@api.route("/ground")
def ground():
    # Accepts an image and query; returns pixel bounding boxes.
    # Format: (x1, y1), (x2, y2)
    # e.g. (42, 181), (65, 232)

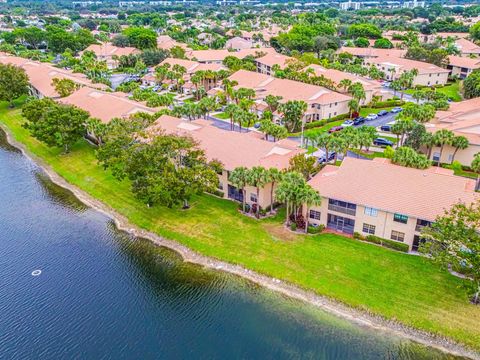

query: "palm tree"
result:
(471, 153), (480, 190)
(451, 136), (469, 164)
(229, 167), (250, 212)
(433, 129), (455, 166)
(247, 166), (269, 218)
(421, 132), (435, 159)
(347, 99), (359, 118)
(224, 103), (239, 131)
(300, 186), (322, 233)
(275, 171), (306, 225)
(314, 132), (331, 162)
(267, 168), (283, 214)
(338, 78), (352, 92)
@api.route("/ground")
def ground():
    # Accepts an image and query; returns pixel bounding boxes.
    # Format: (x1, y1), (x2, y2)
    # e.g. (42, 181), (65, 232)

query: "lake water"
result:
(0, 129), (465, 359)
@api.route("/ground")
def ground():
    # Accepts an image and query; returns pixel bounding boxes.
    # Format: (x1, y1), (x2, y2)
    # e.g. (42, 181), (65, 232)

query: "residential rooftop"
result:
(186, 47), (277, 63)
(145, 115), (303, 171)
(58, 87), (155, 123)
(366, 55), (450, 75)
(427, 97), (480, 145)
(308, 157), (479, 222)
(228, 69), (352, 105)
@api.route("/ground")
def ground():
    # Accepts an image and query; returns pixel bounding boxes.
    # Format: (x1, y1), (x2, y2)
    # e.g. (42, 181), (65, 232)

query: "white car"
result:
(366, 113), (378, 121)
(341, 120), (354, 127)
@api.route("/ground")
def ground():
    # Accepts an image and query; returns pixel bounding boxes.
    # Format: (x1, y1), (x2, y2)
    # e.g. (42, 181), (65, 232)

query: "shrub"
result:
(207, 189), (224, 198)
(290, 223), (297, 231)
(353, 231), (365, 240)
(294, 214), (306, 230)
(365, 235), (382, 244)
(368, 99), (404, 108)
(308, 224), (325, 234)
(382, 239), (409, 252)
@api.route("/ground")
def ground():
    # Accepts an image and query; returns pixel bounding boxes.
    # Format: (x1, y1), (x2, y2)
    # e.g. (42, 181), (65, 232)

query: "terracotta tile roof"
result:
(0, 54), (107, 97)
(306, 64), (382, 92)
(427, 98), (480, 145)
(366, 55), (450, 75)
(83, 42), (140, 57)
(187, 47), (277, 63)
(448, 55), (480, 69)
(146, 115), (303, 170)
(255, 52), (295, 68)
(58, 87), (155, 123)
(455, 38), (480, 54)
(338, 47), (407, 58)
(308, 157), (479, 221)
(228, 69), (352, 105)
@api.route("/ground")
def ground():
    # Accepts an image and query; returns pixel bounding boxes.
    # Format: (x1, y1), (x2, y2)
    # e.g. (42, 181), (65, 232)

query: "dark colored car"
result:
(377, 110), (389, 116)
(318, 151), (336, 164)
(373, 138), (394, 147)
(353, 117), (365, 125)
(328, 126), (344, 133)
(380, 125), (391, 132)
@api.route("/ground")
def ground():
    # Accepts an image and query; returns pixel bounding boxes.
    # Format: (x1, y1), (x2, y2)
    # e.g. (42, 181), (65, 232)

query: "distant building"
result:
(72, 1), (102, 7)
(339, 1), (361, 10)
(402, 0), (425, 8)
(118, 1), (145, 7)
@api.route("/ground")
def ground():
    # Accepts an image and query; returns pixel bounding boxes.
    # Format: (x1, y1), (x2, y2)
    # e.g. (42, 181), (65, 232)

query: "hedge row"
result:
(353, 233), (410, 253)
(369, 99), (405, 108)
(304, 113), (350, 130)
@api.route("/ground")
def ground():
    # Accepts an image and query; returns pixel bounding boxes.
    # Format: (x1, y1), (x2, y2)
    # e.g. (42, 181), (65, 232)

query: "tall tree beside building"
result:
(278, 100), (307, 133)
(421, 200), (480, 305)
(0, 64), (29, 107)
(247, 166), (269, 218)
(229, 167), (250, 213)
(52, 78), (79, 98)
(22, 98), (89, 153)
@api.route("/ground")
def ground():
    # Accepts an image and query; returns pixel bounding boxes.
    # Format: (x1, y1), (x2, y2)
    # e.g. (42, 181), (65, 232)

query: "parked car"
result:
(391, 107), (403, 113)
(341, 120), (354, 127)
(380, 125), (391, 132)
(366, 113), (378, 121)
(373, 138), (394, 147)
(328, 126), (344, 133)
(353, 117), (365, 125)
(318, 151), (336, 164)
(377, 110), (389, 116)
(253, 122), (261, 129)
(382, 81), (391, 88)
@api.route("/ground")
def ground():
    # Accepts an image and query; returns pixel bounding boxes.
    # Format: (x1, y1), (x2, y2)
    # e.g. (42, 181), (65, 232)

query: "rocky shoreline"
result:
(1, 124), (478, 360)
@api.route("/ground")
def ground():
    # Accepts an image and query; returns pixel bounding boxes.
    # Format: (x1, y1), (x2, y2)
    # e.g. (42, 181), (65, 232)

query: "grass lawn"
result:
(213, 111), (230, 120)
(404, 82), (463, 102)
(1, 101), (480, 352)
(350, 149), (387, 159)
(437, 82), (463, 102)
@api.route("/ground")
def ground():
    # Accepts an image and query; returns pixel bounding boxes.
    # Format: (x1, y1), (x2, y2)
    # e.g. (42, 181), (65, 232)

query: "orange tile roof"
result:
(427, 98), (480, 145)
(146, 115), (303, 171)
(83, 42), (139, 57)
(187, 47), (277, 62)
(338, 47), (407, 58)
(308, 157), (479, 221)
(448, 55), (480, 69)
(228, 70), (351, 105)
(0, 54), (107, 97)
(255, 52), (295, 68)
(366, 55), (450, 75)
(58, 87), (155, 123)
(306, 65), (382, 92)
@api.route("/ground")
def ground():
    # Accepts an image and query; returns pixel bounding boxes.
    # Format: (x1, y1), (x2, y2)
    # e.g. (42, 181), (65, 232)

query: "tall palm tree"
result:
(433, 129), (454, 166)
(224, 103), (239, 131)
(300, 186), (322, 233)
(229, 167), (250, 213)
(275, 171), (306, 225)
(471, 153), (480, 190)
(314, 132), (332, 162)
(247, 166), (269, 218)
(267, 168), (283, 214)
(451, 135), (469, 164)
(338, 78), (352, 92)
(347, 99), (359, 118)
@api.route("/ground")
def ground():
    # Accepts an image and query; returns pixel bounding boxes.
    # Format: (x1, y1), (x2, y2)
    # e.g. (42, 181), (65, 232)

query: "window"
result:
(433, 152), (440, 161)
(250, 193), (257, 202)
(393, 213), (408, 224)
(309, 210), (321, 220)
(362, 223), (376, 235)
(364, 207), (378, 217)
(391, 230), (405, 242)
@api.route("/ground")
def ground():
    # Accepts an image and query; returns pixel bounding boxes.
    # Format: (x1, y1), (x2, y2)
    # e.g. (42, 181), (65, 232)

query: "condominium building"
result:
(305, 157), (479, 251)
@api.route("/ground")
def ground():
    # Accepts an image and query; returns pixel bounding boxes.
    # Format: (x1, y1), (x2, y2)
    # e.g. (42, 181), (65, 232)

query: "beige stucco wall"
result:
(305, 196), (424, 250)
(217, 170), (275, 210)
(412, 72), (449, 86)
(306, 100), (350, 122)
(430, 143), (480, 166)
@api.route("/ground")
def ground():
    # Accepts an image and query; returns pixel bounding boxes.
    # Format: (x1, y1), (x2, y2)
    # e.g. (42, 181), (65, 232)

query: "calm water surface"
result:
(0, 130), (466, 359)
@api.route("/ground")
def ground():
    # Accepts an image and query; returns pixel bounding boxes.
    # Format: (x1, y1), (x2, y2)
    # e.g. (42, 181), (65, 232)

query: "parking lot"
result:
(355, 111), (398, 129)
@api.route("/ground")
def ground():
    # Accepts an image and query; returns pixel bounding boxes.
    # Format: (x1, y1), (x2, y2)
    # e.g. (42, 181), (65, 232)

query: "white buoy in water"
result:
(31, 270), (42, 276)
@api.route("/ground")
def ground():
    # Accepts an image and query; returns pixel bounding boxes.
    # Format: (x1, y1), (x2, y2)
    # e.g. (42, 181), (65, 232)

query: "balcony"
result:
(328, 204), (356, 217)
